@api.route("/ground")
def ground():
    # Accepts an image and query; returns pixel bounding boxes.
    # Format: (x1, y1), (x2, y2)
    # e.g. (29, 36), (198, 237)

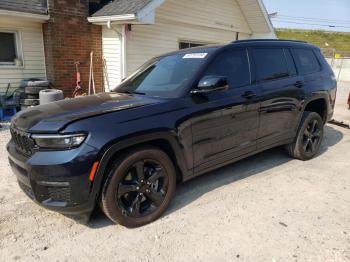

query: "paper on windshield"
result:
(183, 53), (208, 59)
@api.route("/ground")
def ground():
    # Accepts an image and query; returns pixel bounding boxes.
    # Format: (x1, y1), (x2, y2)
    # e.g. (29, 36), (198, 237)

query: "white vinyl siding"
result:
(126, 0), (252, 75)
(102, 25), (122, 91)
(157, 0), (252, 34)
(0, 17), (46, 91)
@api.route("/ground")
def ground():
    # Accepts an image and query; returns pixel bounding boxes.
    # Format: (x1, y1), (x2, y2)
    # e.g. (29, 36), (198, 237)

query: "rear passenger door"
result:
(250, 47), (305, 149)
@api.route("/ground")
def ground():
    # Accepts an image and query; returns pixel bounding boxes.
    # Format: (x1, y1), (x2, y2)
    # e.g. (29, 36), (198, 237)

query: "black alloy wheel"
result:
(302, 119), (322, 155)
(286, 111), (324, 161)
(101, 147), (176, 228)
(117, 160), (168, 218)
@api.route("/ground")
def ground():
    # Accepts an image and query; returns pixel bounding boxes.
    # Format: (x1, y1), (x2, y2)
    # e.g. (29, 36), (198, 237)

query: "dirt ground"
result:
(0, 82), (349, 262)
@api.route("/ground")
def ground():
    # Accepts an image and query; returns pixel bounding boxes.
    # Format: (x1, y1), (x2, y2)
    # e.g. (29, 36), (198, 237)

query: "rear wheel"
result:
(101, 147), (176, 228)
(286, 111), (324, 161)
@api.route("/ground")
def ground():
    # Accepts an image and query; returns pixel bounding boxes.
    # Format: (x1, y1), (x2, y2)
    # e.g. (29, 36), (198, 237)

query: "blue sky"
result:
(263, 0), (350, 32)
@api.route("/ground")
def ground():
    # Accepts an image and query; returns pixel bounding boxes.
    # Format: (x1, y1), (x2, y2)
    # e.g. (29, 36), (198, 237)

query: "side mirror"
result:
(191, 76), (228, 94)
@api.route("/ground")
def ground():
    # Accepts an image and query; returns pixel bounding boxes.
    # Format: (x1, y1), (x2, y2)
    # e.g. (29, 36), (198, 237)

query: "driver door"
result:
(191, 48), (260, 173)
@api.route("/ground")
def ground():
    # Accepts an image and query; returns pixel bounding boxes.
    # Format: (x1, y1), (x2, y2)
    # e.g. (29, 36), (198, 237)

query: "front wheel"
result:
(101, 147), (176, 228)
(286, 111), (324, 161)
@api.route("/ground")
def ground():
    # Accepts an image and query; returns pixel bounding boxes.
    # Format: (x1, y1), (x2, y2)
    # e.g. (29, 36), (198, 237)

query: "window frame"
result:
(291, 48), (322, 76)
(200, 47), (252, 89)
(250, 47), (293, 84)
(0, 29), (23, 67)
(284, 48), (298, 77)
(179, 40), (213, 50)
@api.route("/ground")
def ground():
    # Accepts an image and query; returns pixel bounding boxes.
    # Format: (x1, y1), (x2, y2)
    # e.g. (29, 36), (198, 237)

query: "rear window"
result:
(252, 48), (289, 82)
(291, 49), (321, 75)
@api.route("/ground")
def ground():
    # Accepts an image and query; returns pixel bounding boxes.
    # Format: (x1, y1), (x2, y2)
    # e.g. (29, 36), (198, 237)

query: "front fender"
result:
(89, 131), (192, 202)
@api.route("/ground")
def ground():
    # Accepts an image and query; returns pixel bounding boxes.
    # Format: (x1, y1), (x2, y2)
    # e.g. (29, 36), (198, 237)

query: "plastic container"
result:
(39, 89), (64, 105)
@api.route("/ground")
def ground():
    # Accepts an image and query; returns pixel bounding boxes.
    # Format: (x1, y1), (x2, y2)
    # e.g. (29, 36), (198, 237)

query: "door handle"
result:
(242, 91), (257, 99)
(294, 81), (304, 88)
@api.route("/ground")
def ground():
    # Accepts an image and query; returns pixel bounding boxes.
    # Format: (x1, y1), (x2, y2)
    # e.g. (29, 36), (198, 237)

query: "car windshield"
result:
(114, 52), (212, 98)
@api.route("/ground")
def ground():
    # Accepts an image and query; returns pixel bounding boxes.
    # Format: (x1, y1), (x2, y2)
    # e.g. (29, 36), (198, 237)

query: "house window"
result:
(179, 41), (210, 50)
(0, 31), (21, 65)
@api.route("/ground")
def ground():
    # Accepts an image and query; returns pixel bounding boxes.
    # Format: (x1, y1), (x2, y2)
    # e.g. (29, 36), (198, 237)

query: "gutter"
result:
(0, 9), (49, 21)
(87, 14), (136, 24)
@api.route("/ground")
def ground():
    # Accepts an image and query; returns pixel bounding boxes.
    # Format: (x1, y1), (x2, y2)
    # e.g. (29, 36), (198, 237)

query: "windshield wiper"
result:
(122, 90), (146, 95)
(132, 91), (146, 95)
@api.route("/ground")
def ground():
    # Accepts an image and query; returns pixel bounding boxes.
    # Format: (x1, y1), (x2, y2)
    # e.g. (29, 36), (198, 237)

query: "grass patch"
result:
(276, 29), (350, 55)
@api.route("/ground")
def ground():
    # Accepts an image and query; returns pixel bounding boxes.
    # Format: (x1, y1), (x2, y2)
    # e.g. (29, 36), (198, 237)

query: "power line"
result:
(272, 19), (350, 29)
(277, 15), (350, 24)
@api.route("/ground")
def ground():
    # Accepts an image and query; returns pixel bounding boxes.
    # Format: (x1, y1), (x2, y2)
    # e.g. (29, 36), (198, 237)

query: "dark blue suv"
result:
(7, 40), (337, 227)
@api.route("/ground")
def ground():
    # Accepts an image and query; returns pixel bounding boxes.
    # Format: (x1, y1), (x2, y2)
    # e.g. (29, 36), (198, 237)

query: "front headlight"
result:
(32, 133), (87, 150)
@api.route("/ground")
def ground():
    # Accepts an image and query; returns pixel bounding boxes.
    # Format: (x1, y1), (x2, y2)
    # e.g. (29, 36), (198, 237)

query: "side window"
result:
(204, 49), (250, 88)
(284, 49), (297, 76)
(0, 31), (19, 65)
(179, 41), (209, 50)
(252, 48), (289, 82)
(292, 48), (321, 75)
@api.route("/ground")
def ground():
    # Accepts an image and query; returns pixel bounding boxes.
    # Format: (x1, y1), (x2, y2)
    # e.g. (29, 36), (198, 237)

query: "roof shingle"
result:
(91, 0), (152, 17)
(0, 0), (48, 15)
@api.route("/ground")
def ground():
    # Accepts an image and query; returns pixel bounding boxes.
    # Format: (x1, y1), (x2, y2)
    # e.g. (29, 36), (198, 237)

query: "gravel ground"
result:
(0, 83), (350, 262)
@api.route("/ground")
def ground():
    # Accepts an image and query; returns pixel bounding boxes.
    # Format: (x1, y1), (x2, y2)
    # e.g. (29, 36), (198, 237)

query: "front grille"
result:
(10, 126), (35, 156)
(48, 187), (71, 203)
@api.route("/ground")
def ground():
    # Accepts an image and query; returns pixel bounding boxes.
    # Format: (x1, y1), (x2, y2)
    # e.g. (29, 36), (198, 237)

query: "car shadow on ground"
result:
(88, 125), (344, 228)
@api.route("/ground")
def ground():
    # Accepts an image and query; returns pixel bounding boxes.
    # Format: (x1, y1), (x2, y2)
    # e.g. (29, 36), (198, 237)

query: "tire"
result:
(26, 94), (39, 100)
(25, 86), (49, 95)
(286, 111), (324, 161)
(21, 99), (40, 106)
(101, 147), (177, 228)
(26, 80), (49, 87)
(21, 105), (31, 111)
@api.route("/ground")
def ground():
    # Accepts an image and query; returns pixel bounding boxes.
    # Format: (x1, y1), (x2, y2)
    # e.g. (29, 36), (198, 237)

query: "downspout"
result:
(106, 21), (128, 83)
(121, 24), (128, 79)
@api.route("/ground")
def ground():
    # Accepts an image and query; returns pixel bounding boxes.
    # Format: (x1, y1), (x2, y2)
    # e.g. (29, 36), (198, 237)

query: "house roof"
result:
(0, 0), (48, 15)
(91, 0), (152, 17)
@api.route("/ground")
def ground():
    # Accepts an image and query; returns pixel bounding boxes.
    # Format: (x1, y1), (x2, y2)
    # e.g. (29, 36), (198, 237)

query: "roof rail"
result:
(232, 39), (307, 44)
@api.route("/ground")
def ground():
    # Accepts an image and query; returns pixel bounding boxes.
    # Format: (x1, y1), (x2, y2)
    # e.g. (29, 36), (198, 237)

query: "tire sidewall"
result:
(295, 112), (324, 160)
(102, 148), (176, 228)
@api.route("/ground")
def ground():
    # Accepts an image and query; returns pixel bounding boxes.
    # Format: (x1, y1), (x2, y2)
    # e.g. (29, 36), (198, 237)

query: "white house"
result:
(0, 0), (275, 94)
(0, 0), (49, 91)
(88, 0), (276, 91)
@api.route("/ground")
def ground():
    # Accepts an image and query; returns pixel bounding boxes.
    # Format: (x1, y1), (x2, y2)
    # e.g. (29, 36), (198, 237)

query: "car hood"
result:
(12, 93), (162, 133)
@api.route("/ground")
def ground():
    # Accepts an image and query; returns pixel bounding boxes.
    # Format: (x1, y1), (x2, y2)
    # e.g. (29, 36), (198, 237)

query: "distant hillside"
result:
(276, 29), (350, 56)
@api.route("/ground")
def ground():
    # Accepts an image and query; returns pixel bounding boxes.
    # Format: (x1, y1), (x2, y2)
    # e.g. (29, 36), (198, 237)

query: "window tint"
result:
(116, 52), (209, 98)
(204, 49), (250, 88)
(252, 48), (289, 82)
(0, 32), (17, 63)
(285, 49), (297, 76)
(292, 48), (321, 75)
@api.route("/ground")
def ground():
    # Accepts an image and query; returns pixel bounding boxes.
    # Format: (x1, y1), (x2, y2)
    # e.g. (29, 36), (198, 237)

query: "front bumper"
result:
(7, 139), (100, 221)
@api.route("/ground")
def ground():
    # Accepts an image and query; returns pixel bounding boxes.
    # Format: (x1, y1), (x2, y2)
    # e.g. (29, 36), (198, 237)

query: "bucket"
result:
(39, 89), (64, 105)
